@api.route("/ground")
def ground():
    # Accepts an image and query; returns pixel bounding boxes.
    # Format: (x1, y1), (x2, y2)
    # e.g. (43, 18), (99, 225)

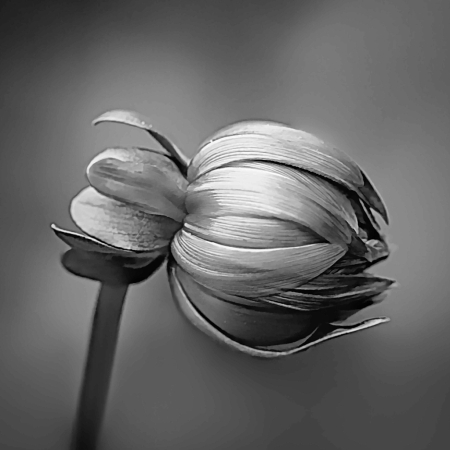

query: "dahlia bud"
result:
(54, 110), (394, 358)
(169, 120), (394, 355)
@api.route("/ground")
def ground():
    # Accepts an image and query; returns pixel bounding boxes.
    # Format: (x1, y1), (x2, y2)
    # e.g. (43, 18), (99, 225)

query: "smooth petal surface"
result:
(174, 265), (318, 346)
(93, 110), (190, 172)
(87, 147), (188, 222)
(171, 229), (346, 296)
(184, 214), (323, 248)
(187, 163), (360, 249)
(189, 124), (388, 223)
(70, 187), (181, 251)
(169, 263), (390, 359)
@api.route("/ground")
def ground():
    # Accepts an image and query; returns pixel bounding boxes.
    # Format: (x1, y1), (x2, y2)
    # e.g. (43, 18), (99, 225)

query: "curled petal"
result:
(171, 229), (346, 297)
(189, 125), (388, 223)
(168, 262), (390, 358)
(70, 187), (181, 251)
(187, 163), (362, 250)
(93, 110), (190, 172)
(184, 215), (323, 248)
(87, 147), (188, 222)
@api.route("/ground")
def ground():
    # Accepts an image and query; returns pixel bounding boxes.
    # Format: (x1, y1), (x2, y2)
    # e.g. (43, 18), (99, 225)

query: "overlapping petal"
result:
(71, 187), (182, 251)
(259, 273), (395, 311)
(87, 147), (188, 222)
(171, 229), (346, 297)
(174, 264), (318, 346)
(168, 262), (390, 358)
(189, 122), (388, 223)
(187, 163), (364, 251)
(183, 215), (323, 248)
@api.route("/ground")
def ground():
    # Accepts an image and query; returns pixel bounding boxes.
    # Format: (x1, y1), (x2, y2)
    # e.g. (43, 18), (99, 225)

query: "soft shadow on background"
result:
(1, 0), (449, 449)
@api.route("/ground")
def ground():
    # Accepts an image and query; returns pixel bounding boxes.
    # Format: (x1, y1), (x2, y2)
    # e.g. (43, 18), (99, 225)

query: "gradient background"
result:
(1, 1), (449, 449)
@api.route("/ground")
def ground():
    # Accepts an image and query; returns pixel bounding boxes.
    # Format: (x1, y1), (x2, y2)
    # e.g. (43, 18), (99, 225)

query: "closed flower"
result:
(54, 110), (394, 358)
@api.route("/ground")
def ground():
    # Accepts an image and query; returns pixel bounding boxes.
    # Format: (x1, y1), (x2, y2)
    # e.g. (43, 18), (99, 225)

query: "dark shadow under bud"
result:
(62, 250), (166, 285)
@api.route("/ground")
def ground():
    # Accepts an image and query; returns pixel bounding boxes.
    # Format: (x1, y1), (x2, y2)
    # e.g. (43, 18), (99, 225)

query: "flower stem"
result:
(71, 283), (128, 450)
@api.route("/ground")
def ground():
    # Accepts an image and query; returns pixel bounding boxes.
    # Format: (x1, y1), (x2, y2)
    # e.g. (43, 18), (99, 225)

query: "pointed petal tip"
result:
(92, 109), (152, 128)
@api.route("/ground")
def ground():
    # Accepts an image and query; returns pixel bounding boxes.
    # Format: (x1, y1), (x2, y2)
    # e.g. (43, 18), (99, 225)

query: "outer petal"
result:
(189, 123), (388, 223)
(168, 262), (390, 359)
(171, 229), (346, 297)
(70, 187), (181, 251)
(87, 147), (188, 222)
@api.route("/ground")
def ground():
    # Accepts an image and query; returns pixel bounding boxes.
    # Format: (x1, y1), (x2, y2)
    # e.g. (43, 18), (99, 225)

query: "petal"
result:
(70, 187), (181, 251)
(189, 124), (388, 223)
(87, 147), (188, 222)
(168, 262), (390, 359)
(52, 223), (134, 255)
(171, 229), (346, 297)
(174, 265), (318, 346)
(184, 214), (323, 249)
(260, 274), (395, 311)
(93, 110), (190, 172)
(326, 238), (391, 274)
(51, 224), (164, 268)
(187, 163), (360, 250)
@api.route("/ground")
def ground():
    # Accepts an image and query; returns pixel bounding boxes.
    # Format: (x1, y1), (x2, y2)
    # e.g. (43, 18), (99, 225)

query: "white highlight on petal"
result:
(171, 229), (346, 297)
(184, 214), (323, 248)
(187, 163), (357, 247)
(189, 125), (388, 222)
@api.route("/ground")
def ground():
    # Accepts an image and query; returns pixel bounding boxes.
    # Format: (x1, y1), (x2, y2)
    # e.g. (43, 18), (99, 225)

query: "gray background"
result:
(1, 0), (449, 449)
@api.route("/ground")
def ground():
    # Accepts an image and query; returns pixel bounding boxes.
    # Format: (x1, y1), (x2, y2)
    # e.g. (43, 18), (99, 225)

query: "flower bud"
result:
(54, 111), (394, 358)
(169, 120), (394, 355)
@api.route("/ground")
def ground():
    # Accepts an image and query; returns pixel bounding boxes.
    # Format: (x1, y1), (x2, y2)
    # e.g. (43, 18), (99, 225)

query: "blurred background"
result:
(1, 0), (449, 449)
